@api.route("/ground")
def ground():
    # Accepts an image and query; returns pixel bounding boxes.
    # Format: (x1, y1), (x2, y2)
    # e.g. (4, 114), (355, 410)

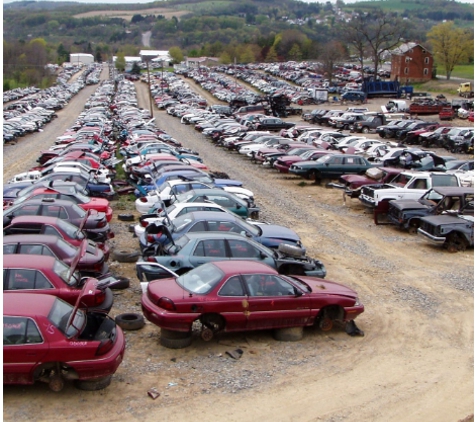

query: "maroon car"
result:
(141, 260), (364, 348)
(4, 292), (125, 391)
(3, 215), (110, 259)
(3, 235), (108, 277)
(3, 254), (114, 313)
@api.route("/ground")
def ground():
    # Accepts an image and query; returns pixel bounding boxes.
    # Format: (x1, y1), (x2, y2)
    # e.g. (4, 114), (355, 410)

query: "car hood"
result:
(260, 225), (301, 243)
(296, 276), (359, 298)
(390, 200), (431, 211)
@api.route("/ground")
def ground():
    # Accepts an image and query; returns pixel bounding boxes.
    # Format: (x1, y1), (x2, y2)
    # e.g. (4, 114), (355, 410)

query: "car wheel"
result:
(273, 327), (303, 342)
(407, 223), (419, 235)
(277, 243), (305, 258)
(362, 127), (369, 134)
(75, 375), (112, 391)
(445, 232), (467, 253)
(310, 170), (321, 184)
(112, 249), (141, 263)
(319, 316), (334, 332)
(160, 329), (193, 349)
(115, 313), (145, 331)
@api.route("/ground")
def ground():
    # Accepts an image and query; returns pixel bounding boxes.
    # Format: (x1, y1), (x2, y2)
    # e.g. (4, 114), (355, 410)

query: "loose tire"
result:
(115, 313), (145, 331)
(75, 375), (112, 391)
(278, 243), (305, 258)
(160, 329), (192, 349)
(118, 213), (134, 222)
(273, 326), (304, 342)
(109, 276), (130, 290)
(112, 249), (140, 263)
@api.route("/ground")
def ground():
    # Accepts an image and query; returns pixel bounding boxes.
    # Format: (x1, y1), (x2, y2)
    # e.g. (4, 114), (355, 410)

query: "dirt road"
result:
(3, 71), (473, 422)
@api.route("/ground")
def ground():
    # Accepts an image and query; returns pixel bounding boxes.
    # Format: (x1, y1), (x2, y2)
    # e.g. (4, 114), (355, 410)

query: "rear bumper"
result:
(141, 294), (195, 332)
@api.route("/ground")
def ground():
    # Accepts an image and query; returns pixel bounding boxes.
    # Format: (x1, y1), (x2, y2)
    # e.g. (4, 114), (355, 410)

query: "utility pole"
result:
(146, 60), (154, 118)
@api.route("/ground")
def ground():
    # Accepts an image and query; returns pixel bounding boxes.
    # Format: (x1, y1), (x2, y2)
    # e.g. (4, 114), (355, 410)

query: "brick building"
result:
(390, 42), (434, 84)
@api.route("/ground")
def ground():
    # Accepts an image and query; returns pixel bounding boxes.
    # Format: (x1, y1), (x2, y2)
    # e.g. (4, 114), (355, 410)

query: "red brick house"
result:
(390, 42), (434, 83)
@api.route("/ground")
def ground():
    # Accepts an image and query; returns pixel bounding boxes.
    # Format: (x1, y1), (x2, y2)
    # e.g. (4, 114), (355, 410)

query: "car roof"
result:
(7, 215), (63, 225)
(210, 260), (277, 274)
(3, 234), (62, 245)
(180, 211), (238, 221)
(4, 292), (56, 317)
(432, 186), (474, 195)
(8, 198), (76, 206)
(4, 254), (57, 268)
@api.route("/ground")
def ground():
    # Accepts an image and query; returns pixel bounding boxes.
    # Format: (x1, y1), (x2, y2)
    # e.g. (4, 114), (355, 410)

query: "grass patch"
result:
(451, 65), (474, 80)
(297, 181), (308, 187)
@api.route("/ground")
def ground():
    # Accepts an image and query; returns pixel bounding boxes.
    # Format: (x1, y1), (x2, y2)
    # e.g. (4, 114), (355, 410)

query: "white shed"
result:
(70, 53), (94, 65)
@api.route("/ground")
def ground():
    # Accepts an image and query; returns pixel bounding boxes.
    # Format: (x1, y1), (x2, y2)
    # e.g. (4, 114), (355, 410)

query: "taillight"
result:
(146, 256), (155, 262)
(96, 338), (114, 356)
(157, 297), (176, 311)
(139, 197), (148, 203)
(140, 220), (149, 228)
(97, 220), (106, 228)
(94, 290), (106, 305)
(92, 262), (103, 273)
(146, 234), (156, 243)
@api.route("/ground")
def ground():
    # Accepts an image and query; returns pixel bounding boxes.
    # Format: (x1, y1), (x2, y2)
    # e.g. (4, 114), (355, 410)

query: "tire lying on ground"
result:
(111, 249), (141, 263)
(74, 375), (112, 391)
(118, 213), (134, 222)
(115, 313), (145, 331)
(160, 328), (193, 349)
(109, 276), (130, 290)
(277, 243), (306, 258)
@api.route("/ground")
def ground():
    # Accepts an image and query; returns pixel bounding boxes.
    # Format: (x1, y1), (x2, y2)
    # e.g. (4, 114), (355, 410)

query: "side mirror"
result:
(294, 288), (303, 297)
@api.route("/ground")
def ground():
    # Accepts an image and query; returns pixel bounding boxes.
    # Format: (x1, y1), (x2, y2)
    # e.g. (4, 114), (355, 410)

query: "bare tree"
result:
(319, 40), (345, 84)
(344, 10), (409, 78)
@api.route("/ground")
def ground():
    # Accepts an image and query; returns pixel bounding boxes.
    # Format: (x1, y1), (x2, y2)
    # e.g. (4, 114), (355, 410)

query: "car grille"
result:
(419, 220), (437, 236)
(360, 186), (374, 198)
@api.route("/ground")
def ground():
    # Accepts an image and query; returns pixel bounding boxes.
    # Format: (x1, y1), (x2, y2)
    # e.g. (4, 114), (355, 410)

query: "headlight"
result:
(354, 298), (361, 306)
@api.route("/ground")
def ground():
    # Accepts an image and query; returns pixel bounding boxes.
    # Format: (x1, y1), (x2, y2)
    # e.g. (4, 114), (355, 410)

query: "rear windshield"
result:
(432, 174), (460, 187)
(48, 297), (86, 338)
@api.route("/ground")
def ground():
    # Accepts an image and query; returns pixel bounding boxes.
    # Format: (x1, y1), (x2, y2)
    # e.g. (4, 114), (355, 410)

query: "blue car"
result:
(140, 210), (304, 253)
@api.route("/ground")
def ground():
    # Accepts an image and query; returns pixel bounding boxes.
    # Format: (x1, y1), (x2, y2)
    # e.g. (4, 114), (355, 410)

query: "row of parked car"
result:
(2, 70), (366, 392)
(154, 69), (473, 254)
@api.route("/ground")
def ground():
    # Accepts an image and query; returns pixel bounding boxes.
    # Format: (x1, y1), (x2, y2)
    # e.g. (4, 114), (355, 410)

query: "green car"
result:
(289, 153), (377, 183)
(169, 188), (259, 219)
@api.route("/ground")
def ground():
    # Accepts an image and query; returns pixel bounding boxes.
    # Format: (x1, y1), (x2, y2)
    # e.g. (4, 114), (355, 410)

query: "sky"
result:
(2, 0), (474, 3)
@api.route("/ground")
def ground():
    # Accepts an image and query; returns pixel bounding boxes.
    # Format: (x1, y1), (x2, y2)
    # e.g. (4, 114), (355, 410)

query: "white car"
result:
(133, 202), (230, 237)
(135, 180), (254, 214)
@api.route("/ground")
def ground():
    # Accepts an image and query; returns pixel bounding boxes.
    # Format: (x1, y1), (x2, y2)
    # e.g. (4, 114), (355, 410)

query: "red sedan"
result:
(141, 260), (364, 348)
(4, 292), (125, 391)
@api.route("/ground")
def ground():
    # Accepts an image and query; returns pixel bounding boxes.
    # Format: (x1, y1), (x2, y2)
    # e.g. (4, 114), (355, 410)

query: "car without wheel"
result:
(139, 260), (362, 348)
(3, 292), (125, 391)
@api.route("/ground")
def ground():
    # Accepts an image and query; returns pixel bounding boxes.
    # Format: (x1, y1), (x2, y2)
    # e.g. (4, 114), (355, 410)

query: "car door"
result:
(135, 261), (179, 291)
(3, 316), (49, 384)
(342, 156), (365, 175)
(190, 238), (229, 267)
(216, 275), (249, 331)
(242, 274), (311, 330)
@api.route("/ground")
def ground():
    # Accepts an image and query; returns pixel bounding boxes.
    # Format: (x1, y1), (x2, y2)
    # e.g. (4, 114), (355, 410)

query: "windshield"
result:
(48, 297), (86, 338)
(53, 259), (77, 286)
(170, 214), (194, 232)
(300, 149), (317, 159)
(56, 237), (79, 258)
(176, 263), (223, 294)
(56, 218), (85, 240)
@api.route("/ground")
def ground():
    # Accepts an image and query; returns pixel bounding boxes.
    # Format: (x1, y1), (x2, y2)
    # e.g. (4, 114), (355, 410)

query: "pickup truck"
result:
(418, 214), (474, 252)
(358, 171), (461, 224)
(352, 113), (408, 134)
(387, 186), (474, 234)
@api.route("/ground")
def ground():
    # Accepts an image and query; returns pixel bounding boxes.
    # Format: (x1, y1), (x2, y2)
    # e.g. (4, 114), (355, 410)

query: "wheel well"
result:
(316, 305), (344, 324)
(199, 313), (226, 331)
(33, 362), (79, 382)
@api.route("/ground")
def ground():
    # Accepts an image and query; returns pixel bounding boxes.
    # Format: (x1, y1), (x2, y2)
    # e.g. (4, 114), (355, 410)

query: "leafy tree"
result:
(427, 21), (474, 80)
(266, 46), (278, 62)
(131, 61), (141, 75)
(288, 43), (302, 61)
(115, 52), (126, 72)
(169, 46), (184, 64)
(57, 43), (69, 64)
(240, 45), (255, 63)
(220, 51), (232, 64)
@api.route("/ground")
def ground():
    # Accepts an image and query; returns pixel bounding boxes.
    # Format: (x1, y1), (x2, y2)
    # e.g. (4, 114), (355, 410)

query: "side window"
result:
(3, 244), (17, 254)
(218, 276), (245, 296)
(208, 221), (242, 233)
(6, 269), (53, 290)
(188, 221), (207, 232)
(59, 194), (78, 204)
(15, 205), (41, 217)
(408, 179), (427, 190)
(4, 317), (27, 345)
(26, 319), (43, 343)
(243, 275), (295, 297)
(211, 196), (234, 208)
(19, 244), (55, 257)
(43, 225), (61, 236)
(332, 157), (344, 165)
(228, 239), (261, 258)
(193, 239), (227, 257)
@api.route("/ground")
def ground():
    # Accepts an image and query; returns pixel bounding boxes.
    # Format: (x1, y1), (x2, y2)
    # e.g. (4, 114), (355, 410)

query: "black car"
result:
(253, 118), (296, 131)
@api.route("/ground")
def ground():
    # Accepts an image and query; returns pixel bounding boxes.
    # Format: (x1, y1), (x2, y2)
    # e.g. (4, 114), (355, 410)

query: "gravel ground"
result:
(3, 67), (473, 422)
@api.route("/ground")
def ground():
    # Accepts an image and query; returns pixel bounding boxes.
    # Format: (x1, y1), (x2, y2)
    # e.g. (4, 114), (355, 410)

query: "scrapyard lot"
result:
(3, 67), (473, 422)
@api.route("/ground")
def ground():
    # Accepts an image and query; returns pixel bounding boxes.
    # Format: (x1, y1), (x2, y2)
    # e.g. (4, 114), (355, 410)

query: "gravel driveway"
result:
(3, 67), (473, 422)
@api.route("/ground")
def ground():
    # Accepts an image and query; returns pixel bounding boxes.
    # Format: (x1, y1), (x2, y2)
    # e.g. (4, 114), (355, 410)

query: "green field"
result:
(451, 65), (474, 79)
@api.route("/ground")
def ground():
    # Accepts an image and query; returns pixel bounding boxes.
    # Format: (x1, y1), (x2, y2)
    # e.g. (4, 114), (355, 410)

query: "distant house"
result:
(139, 50), (170, 64)
(185, 57), (220, 68)
(390, 42), (433, 83)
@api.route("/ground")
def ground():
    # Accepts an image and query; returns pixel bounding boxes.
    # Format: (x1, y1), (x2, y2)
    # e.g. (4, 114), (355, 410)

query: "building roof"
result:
(391, 42), (431, 55)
